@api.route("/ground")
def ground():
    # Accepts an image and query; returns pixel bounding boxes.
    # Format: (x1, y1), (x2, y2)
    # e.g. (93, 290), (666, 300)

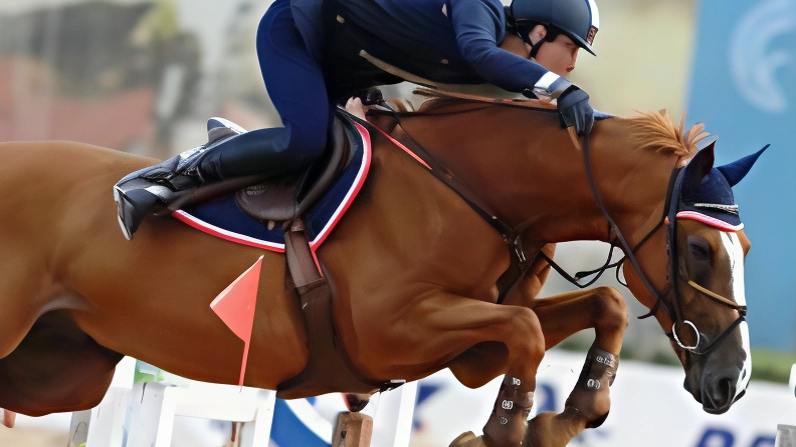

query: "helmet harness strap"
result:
(506, 5), (553, 60)
(519, 23), (559, 60)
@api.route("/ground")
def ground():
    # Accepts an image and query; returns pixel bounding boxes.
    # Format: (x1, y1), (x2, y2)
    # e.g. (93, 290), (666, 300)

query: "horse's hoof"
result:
(343, 393), (370, 412)
(585, 410), (609, 429)
(448, 431), (484, 447)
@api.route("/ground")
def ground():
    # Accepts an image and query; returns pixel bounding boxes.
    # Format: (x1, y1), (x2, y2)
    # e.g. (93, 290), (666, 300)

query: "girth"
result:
(276, 218), (401, 397)
(271, 111), (401, 397)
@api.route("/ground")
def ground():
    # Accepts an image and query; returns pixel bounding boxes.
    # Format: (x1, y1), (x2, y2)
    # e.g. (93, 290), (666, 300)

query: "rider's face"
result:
(532, 33), (580, 78)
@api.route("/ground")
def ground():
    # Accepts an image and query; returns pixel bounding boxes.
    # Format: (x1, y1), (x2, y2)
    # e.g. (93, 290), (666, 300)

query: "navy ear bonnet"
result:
(676, 143), (769, 231)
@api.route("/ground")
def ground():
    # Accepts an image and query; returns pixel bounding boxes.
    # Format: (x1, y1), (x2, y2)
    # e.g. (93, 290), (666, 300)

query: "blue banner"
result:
(688, 0), (796, 351)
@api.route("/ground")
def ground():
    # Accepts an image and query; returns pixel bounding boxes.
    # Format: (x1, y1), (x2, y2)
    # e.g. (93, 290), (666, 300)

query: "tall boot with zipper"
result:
(113, 118), (243, 240)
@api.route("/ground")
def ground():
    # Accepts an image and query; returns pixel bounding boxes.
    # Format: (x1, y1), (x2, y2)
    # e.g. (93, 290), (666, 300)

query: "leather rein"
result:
(369, 105), (745, 356)
(575, 131), (747, 356)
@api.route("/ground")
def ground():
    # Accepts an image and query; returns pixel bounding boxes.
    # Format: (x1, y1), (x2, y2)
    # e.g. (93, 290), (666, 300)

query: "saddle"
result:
(234, 116), (351, 223)
(191, 110), (394, 396)
(168, 115), (351, 222)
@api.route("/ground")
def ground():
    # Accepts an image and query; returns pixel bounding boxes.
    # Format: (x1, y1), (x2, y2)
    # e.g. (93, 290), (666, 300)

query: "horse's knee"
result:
(509, 308), (545, 360)
(590, 287), (628, 333)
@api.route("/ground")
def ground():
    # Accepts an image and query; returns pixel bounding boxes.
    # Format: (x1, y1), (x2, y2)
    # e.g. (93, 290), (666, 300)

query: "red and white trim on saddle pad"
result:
(172, 210), (287, 252)
(309, 122), (373, 249)
(676, 211), (744, 232)
(171, 121), (372, 253)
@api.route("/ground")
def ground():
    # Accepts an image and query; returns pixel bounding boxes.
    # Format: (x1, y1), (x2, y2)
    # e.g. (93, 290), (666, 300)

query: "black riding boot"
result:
(114, 118), (243, 240)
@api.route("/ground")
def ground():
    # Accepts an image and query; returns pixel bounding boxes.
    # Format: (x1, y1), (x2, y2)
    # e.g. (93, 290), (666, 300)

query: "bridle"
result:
(570, 134), (747, 356)
(367, 104), (746, 356)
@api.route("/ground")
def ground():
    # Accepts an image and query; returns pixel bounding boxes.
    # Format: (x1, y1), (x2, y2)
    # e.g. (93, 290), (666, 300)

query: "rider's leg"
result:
(216, 0), (332, 179)
(114, 0), (330, 239)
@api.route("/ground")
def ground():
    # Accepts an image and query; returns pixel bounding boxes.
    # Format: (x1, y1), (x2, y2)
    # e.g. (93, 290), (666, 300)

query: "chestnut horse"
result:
(0, 98), (760, 447)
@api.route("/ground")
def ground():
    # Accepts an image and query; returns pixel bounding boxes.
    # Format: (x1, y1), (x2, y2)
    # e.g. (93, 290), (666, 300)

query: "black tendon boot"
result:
(113, 118), (244, 240)
(482, 375), (534, 447)
(564, 346), (618, 428)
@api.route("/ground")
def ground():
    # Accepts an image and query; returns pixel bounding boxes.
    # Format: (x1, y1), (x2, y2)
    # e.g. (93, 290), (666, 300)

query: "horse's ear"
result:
(683, 142), (715, 191)
(696, 135), (718, 151)
(717, 144), (770, 187)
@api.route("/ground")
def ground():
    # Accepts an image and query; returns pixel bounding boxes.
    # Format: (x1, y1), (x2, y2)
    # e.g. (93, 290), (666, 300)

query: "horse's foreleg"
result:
(502, 244), (556, 307)
(523, 286), (628, 447)
(449, 245), (558, 447)
(393, 293), (545, 447)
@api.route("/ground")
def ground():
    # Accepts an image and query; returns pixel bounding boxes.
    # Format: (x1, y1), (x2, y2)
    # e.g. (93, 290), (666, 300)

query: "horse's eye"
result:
(687, 236), (711, 261)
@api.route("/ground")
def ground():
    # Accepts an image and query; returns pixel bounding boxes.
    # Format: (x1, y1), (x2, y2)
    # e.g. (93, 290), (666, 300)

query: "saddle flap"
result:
(235, 115), (351, 222)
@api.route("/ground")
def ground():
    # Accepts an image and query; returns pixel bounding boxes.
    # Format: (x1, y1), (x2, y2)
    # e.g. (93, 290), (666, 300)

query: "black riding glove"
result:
(525, 77), (595, 137)
(556, 85), (594, 137)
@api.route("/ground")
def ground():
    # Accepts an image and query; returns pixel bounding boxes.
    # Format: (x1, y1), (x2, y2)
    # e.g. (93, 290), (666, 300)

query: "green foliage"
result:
(750, 349), (796, 384)
(647, 349), (680, 367)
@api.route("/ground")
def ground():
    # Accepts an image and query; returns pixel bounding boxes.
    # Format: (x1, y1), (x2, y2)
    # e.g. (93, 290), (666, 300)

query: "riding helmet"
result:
(509, 0), (600, 55)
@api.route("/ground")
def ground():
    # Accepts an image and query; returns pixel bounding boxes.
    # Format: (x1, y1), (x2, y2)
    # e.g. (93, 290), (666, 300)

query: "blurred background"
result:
(0, 0), (793, 445)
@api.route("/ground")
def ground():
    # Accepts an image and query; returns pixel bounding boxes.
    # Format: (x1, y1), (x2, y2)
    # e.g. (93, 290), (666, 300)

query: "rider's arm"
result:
(449, 0), (568, 97)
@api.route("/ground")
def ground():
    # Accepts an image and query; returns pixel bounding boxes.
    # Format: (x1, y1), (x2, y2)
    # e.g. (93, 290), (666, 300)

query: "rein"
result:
(364, 106), (531, 304)
(575, 134), (747, 355)
(366, 103), (745, 356)
(659, 163), (747, 355)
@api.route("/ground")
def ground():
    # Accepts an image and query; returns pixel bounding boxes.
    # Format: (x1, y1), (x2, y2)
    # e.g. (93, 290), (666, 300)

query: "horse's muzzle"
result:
(687, 368), (746, 414)
(701, 374), (736, 414)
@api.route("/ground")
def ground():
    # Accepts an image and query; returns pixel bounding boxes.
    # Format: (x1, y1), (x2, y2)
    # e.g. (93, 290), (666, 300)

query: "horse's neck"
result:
(395, 108), (674, 245)
(588, 119), (678, 243)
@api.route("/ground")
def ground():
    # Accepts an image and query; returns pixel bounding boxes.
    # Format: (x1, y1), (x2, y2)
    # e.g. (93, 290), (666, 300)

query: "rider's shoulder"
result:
(447, 0), (505, 12)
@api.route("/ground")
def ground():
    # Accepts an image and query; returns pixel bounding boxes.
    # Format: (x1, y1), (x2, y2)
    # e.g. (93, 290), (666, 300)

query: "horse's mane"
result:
(625, 110), (708, 160)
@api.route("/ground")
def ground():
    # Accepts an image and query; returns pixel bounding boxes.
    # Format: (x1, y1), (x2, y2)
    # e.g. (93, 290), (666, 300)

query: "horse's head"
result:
(624, 138), (767, 414)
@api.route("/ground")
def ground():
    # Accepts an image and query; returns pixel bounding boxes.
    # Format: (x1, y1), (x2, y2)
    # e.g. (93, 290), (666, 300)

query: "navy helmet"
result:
(510, 0), (600, 55)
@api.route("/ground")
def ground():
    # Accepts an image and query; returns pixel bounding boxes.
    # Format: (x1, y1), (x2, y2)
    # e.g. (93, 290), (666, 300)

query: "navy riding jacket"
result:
(217, 0), (556, 179)
(291, 0), (551, 94)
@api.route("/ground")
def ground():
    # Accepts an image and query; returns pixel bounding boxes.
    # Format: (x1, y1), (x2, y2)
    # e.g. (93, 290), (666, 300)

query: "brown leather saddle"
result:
(166, 114), (352, 222)
(234, 116), (351, 223)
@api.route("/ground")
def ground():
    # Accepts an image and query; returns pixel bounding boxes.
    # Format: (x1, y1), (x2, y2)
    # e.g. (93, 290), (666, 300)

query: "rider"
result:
(114, 0), (600, 239)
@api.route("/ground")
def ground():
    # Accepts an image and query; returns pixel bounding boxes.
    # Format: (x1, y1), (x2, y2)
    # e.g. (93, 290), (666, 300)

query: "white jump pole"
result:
(125, 381), (276, 447)
(369, 382), (418, 447)
(69, 356), (137, 447)
(788, 363), (796, 398)
(73, 358), (418, 447)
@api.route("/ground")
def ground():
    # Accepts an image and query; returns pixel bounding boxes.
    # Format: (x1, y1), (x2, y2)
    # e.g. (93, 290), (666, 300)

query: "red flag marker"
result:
(210, 256), (263, 386)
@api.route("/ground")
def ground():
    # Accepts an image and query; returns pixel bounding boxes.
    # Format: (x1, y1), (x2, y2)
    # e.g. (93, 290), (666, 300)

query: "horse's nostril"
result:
(702, 376), (735, 414)
(712, 378), (732, 403)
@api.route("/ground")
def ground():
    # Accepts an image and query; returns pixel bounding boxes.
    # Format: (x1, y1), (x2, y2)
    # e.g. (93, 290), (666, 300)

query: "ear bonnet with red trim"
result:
(677, 141), (768, 231)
